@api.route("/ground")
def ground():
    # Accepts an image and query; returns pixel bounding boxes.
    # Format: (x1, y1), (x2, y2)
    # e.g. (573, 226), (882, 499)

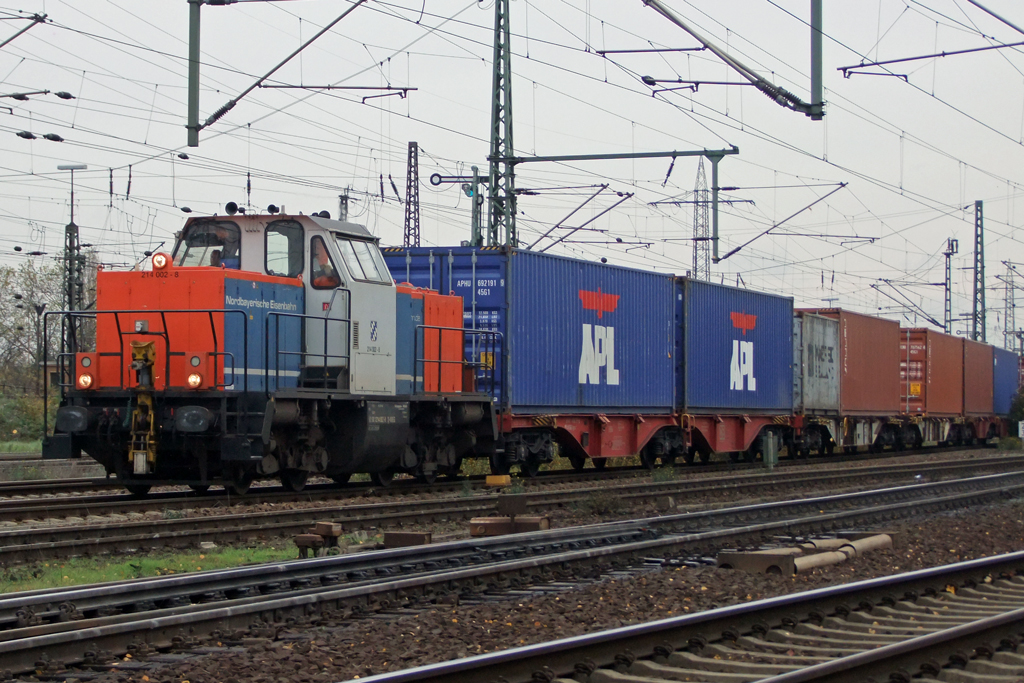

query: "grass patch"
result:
(574, 490), (625, 516)
(0, 440), (41, 453)
(4, 465), (43, 481)
(0, 546), (297, 594)
(998, 436), (1023, 451)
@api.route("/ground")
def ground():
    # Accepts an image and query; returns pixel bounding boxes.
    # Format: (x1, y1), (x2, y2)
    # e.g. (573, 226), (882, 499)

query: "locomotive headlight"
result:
(77, 373), (94, 390)
(187, 373), (203, 388)
(152, 253), (169, 269)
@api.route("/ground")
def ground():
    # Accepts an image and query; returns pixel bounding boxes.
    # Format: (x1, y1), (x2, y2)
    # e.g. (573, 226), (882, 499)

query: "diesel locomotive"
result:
(43, 210), (499, 494)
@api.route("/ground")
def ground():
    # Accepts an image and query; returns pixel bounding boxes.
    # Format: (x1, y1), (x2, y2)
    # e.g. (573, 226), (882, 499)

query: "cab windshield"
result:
(335, 235), (392, 284)
(172, 220), (241, 268)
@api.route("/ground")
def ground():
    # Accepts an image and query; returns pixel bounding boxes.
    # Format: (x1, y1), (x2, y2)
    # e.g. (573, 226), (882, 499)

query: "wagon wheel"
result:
(592, 457), (607, 470)
(728, 452), (741, 463)
(281, 469), (308, 492)
(567, 453), (586, 471)
(682, 447), (696, 465)
(331, 473), (351, 485)
(519, 457), (540, 478)
(188, 484), (210, 495)
(226, 473), (253, 496)
(371, 471), (394, 487)
(125, 484), (151, 497)
(417, 469), (439, 485)
(639, 446), (658, 471)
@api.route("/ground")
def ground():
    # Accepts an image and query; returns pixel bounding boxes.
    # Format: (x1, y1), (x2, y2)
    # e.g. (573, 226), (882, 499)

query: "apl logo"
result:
(578, 288), (620, 385)
(730, 311), (757, 391)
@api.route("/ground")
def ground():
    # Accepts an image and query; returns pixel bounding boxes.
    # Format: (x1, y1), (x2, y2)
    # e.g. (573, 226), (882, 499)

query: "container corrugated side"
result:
(993, 346), (1020, 416)
(963, 340), (994, 416)
(680, 279), (793, 413)
(383, 246), (676, 413)
(900, 328), (963, 417)
(802, 309), (900, 416)
(792, 312), (839, 414)
(508, 250), (675, 411)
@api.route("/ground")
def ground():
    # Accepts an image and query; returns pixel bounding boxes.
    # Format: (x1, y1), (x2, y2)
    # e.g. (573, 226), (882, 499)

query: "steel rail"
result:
(0, 451), (1013, 524)
(354, 551), (1024, 683)
(0, 444), (998, 502)
(3, 474), (1024, 674)
(0, 461), (1020, 566)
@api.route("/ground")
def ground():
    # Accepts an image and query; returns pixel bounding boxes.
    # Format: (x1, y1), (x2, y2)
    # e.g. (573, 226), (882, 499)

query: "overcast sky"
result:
(2, 0), (1023, 342)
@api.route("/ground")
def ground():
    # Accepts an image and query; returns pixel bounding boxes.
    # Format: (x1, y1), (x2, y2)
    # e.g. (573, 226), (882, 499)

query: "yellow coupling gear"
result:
(129, 340), (157, 475)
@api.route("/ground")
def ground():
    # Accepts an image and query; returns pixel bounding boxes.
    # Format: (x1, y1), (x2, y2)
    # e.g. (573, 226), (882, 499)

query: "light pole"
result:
(14, 294), (46, 395)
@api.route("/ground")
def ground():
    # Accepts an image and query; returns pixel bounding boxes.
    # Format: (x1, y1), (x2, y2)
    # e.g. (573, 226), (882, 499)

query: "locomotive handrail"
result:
(43, 308), (249, 436)
(265, 308), (352, 394)
(413, 324), (502, 396)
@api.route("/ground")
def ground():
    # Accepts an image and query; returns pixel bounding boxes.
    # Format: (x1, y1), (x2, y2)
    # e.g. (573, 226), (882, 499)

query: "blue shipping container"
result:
(383, 247), (676, 413)
(224, 278), (303, 391)
(993, 346), (1020, 416)
(677, 279), (793, 413)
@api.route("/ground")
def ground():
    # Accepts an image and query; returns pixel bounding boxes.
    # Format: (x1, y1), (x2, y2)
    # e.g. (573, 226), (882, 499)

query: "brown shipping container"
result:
(963, 339), (994, 416)
(899, 328), (963, 417)
(799, 309), (900, 415)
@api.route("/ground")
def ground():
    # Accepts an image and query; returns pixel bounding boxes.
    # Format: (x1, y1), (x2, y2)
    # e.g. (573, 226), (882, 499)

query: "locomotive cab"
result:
(44, 211), (496, 495)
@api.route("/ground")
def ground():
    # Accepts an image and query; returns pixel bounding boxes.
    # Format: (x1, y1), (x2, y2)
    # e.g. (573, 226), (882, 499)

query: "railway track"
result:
(2, 470), (1024, 674)
(359, 551), (1024, 683)
(0, 444), (998, 501)
(0, 456), (1021, 564)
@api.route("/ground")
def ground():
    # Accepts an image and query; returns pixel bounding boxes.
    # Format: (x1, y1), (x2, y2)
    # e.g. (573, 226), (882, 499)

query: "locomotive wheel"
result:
(592, 457), (607, 470)
(567, 453), (586, 471)
(281, 469), (308, 492)
(188, 484), (210, 495)
(444, 458), (464, 480)
(371, 471), (394, 487)
(125, 484), (151, 497)
(489, 452), (511, 476)
(331, 474), (351, 485)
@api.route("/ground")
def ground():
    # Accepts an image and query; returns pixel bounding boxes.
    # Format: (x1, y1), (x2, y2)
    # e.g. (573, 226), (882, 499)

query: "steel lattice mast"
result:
(403, 141), (421, 247)
(972, 200), (986, 342)
(487, 0), (516, 247)
(943, 238), (957, 335)
(692, 158), (710, 280)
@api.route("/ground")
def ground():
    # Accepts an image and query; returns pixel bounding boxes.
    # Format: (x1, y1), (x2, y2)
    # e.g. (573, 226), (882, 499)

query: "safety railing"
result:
(413, 324), (502, 396)
(43, 308), (249, 435)
(265, 311), (352, 393)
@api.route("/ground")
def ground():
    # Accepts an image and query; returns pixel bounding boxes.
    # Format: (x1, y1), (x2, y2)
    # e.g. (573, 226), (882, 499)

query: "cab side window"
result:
(266, 220), (303, 278)
(310, 236), (341, 289)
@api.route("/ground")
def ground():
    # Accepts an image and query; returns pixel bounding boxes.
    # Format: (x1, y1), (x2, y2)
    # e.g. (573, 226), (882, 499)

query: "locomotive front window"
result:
(172, 220), (241, 268)
(336, 236), (391, 284)
(266, 220), (304, 278)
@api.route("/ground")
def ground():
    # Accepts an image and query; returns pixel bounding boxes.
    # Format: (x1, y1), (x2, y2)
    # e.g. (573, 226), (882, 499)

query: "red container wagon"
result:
(798, 309), (902, 452)
(900, 328), (974, 445)
(383, 246), (679, 475)
(963, 340), (994, 416)
(677, 279), (794, 463)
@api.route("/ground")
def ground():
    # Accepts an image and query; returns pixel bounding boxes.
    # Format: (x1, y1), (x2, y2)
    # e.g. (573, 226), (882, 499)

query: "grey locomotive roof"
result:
(308, 214), (375, 240)
(184, 214), (376, 241)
